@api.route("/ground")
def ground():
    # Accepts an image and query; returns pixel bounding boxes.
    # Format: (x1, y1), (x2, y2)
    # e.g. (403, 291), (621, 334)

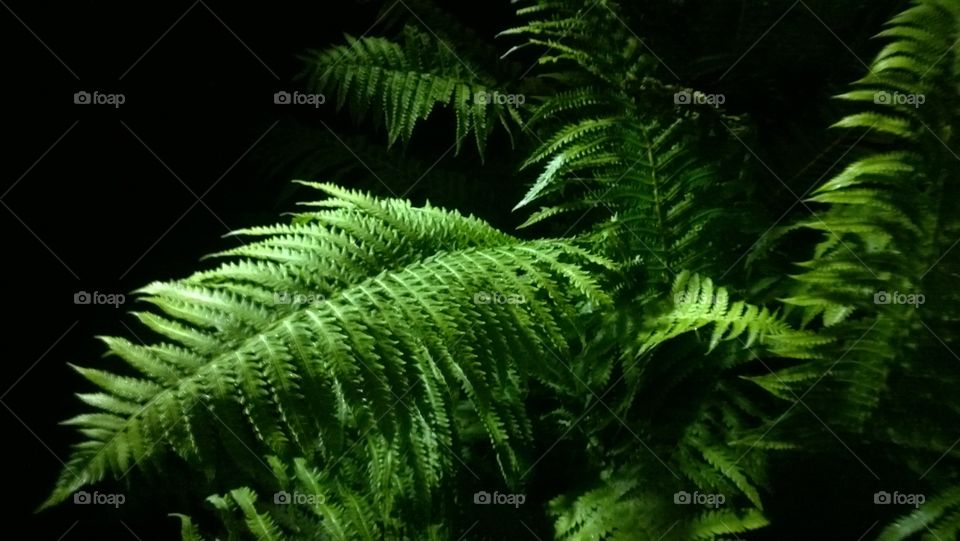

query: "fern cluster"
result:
(45, 0), (960, 539)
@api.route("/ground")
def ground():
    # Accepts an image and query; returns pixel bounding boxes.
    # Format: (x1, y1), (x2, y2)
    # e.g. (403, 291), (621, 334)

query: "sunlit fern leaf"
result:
(43, 183), (613, 513)
(623, 271), (829, 362)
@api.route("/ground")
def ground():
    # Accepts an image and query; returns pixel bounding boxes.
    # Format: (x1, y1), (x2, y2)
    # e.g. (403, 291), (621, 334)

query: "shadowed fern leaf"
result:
(305, 25), (523, 155)
(759, 0), (960, 447)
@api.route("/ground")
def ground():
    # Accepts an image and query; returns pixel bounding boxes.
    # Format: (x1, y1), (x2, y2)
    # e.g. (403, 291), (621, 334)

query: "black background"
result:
(2, 2), (379, 538)
(1, 1), (912, 539)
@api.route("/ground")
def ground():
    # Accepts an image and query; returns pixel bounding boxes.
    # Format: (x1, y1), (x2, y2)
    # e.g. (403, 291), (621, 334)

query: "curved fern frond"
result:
(550, 464), (769, 541)
(305, 25), (524, 155)
(877, 486), (960, 541)
(44, 183), (613, 520)
(769, 0), (960, 440)
(505, 0), (752, 284)
(197, 456), (429, 541)
(501, 0), (657, 86)
(547, 272), (825, 540)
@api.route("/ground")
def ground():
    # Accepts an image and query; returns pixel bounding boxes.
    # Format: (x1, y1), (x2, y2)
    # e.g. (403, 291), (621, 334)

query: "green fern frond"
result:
(518, 97), (745, 282)
(878, 486), (960, 541)
(502, 0), (656, 86)
(632, 272), (829, 360)
(44, 183), (613, 516)
(305, 26), (523, 155)
(193, 455), (451, 540)
(550, 463), (769, 541)
(770, 0), (960, 439)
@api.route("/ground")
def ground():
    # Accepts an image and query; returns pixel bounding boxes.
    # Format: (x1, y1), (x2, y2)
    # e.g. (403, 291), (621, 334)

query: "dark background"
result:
(1, 1), (908, 539)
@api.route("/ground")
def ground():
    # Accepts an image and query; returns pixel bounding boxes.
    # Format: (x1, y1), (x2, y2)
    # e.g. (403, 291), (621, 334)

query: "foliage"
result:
(45, 0), (960, 539)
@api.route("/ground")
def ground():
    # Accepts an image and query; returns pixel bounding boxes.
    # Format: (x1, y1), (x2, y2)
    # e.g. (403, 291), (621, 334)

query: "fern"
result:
(753, 0), (960, 446)
(42, 1), (960, 539)
(45, 183), (613, 527)
(546, 272), (825, 540)
(505, 1), (754, 286)
(304, 25), (523, 155)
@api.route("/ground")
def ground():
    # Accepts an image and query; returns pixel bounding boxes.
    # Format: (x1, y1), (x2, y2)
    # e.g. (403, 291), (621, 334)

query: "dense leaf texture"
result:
(46, 0), (960, 539)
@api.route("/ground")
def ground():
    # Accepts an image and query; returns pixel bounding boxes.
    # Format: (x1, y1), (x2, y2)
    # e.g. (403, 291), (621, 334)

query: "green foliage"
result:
(756, 0), (960, 456)
(44, 183), (613, 529)
(45, 0), (960, 539)
(304, 25), (523, 155)
(503, 0), (755, 286)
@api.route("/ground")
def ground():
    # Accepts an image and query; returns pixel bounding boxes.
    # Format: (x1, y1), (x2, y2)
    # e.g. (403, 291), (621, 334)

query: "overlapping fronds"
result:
(501, 0), (657, 85)
(505, 1), (750, 284)
(45, 183), (614, 523)
(304, 25), (523, 155)
(759, 0), (960, 442)
(175, 456), (450, 541)
(546, 272), (825, 539)
(550, 463), (769, 541)
(43, 1), (960, 539)
(516, 93), (745, 284)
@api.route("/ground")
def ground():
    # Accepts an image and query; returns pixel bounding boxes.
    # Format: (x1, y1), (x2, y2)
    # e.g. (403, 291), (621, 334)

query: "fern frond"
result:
(305, 26), (523, 155)
(771, 0), (960, 439)
(878, 486), (960, 541)
(44, 183), (613, 519)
